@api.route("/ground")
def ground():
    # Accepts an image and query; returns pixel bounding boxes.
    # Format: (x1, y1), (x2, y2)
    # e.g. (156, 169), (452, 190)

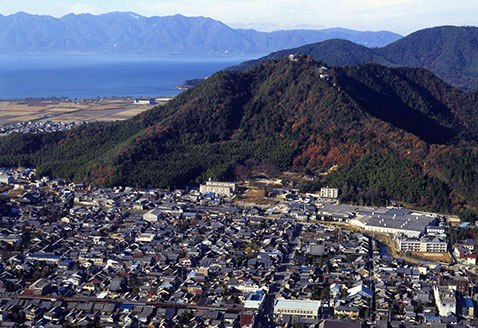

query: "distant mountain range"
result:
(2, 56), (478, 215)
(0, 12), (401, 55)
(236, 26), (478, 90)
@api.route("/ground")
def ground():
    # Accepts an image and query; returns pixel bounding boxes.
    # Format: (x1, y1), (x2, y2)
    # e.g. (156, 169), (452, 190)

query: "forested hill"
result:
(236, 26), (478, 90)
(1, 56), (478, 216)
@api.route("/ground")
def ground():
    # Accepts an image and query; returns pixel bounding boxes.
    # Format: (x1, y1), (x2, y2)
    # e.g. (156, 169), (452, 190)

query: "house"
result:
(28, 278), (51, 295)
(0, 174), (13, 184)
(143, 209), (163, 222)
(319, 319), (362, 328)
(347, 284), (373, 299)
(335, 306), (360, 319)
(461, 297), (475, 317)
(465, 254), (477, 266)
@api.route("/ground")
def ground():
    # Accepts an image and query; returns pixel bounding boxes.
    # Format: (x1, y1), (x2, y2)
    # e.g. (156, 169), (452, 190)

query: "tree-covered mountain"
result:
(0, 12), (401, 54)
(236, 26), (478, 90)
(1, 56), (478, 215)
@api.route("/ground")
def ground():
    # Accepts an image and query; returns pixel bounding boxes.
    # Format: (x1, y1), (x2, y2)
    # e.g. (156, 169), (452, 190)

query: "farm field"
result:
(0, 97), (171, 125)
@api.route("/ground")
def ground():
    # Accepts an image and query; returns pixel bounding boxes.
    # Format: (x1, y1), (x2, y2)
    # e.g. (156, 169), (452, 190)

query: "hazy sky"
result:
(0, 0), (477, 35)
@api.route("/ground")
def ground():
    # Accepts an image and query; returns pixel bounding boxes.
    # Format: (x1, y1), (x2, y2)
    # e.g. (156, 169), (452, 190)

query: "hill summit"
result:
(237, 26), (478, 90)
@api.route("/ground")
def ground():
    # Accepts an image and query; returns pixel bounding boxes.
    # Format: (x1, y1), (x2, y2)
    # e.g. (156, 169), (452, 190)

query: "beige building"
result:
(320, 187), (338, 199)
(397, 235), (448, 253)
(274, 299), (320, 320)
(199, 181), (237, 197)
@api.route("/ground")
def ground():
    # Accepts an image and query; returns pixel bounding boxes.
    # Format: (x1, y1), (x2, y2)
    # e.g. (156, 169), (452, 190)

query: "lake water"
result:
(0, 54), (254, 99)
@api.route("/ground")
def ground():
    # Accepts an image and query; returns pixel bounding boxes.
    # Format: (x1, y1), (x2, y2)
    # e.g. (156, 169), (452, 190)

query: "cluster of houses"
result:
(0, 120), (86, 135)
(0, 169), (477, 327)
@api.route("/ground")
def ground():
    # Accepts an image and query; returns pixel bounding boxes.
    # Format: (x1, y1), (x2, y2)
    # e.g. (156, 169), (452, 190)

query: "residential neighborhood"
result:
(0, 121), (87, 135)
(0, 168), (477, 327)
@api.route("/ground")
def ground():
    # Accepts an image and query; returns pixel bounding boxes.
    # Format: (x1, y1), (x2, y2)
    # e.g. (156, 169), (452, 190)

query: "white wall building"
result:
(199, 181), (237, 197)
(434, 286), (456, 316)
(274, 299), (320, 320)
(398, 235), (448, 253)
(320, 187), (338, 199)
(0, 174), (13, 184)
(143, 209), (163, 222)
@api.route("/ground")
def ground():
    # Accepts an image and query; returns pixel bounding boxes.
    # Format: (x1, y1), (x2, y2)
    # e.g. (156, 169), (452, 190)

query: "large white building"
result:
(320, 187), (338, 199)
(274, 299), (320, 320)
(350, 208), (438, 238)
(199, 181), (237, 197)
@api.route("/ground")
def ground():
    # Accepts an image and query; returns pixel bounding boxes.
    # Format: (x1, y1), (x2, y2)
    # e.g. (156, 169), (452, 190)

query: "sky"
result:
(0, 0), (477, 35)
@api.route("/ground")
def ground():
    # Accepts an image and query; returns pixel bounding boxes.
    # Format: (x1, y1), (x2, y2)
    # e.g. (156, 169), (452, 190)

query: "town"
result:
(0, 169), (477, 328)
(0, 121), (87, 135)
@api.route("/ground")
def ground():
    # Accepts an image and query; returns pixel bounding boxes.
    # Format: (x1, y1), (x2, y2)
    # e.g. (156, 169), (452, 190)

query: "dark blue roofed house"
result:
(119, 304), (134, 311)
(461, 297), (475, 318)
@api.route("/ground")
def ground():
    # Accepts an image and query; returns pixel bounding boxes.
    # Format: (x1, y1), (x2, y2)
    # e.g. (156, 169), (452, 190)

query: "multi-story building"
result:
(320, 187), (339, 199)
(397, 235), (448, 253)
(199, 181), (237, 197)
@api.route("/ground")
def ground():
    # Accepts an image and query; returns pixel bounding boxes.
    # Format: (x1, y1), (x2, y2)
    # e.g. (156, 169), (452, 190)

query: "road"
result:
(254, 222), (302, 327)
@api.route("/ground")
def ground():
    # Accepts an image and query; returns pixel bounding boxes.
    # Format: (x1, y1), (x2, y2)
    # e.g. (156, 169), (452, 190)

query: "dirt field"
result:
(0, 97), (172, 125)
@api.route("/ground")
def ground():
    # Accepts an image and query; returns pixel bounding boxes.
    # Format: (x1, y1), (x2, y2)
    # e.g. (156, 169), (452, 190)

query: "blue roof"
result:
(119, 304), (134, 310)
(464, 297), (474, 307)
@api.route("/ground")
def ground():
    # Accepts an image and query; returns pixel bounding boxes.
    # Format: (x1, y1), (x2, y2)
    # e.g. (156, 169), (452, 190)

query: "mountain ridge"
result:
(0, 11), (401, 54)
(236, 26), (478, 90)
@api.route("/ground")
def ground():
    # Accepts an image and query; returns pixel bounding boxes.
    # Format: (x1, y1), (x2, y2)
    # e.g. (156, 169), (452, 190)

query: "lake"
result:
(0, 54), (255, 99)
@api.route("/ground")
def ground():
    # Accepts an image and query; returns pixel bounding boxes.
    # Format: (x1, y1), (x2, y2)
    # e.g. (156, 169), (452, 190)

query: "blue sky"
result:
(1, 0), (477, 35)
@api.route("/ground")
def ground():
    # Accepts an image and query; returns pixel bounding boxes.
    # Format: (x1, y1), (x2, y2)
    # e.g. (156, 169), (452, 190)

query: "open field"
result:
(0, 97), (172, 125)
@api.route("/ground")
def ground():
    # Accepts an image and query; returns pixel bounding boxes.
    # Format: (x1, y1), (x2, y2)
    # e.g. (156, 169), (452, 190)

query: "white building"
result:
(355, 210), (437, 238)
(199, 181), (237, 197)
(320, 187), (338, 199)
(274, 299), (320, 320)
(143, 209), (163, 222)
(397, 235), (448, 253)
(434, 286), (456, 316)
(133, 99), (156, 105)
(0, 174), (13, 184)
(135, 233), (156, 243)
